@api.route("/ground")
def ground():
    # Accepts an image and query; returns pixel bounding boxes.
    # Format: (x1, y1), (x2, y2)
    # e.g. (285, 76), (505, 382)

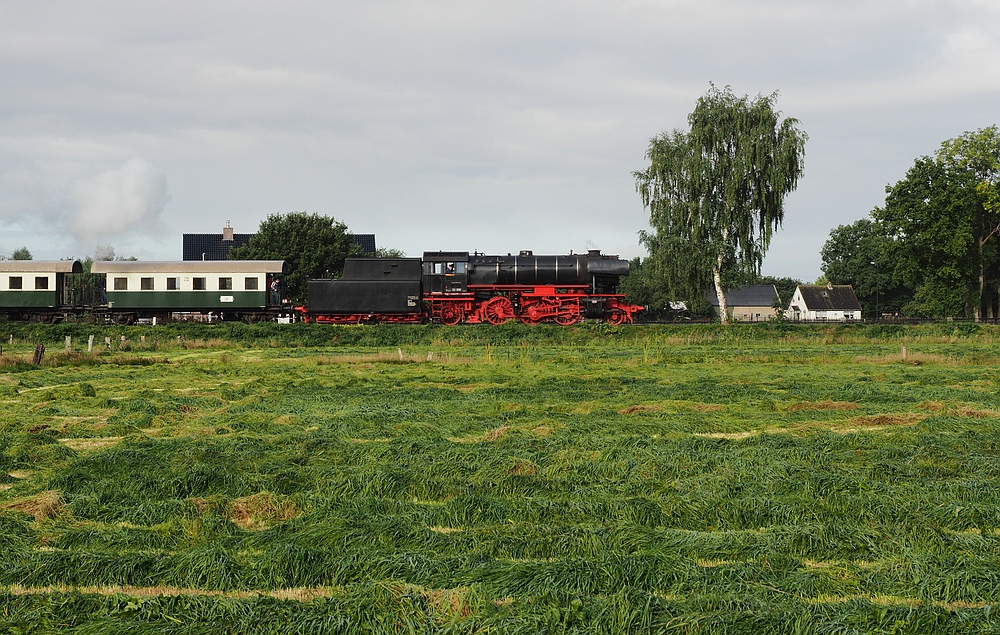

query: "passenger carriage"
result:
(0, 260), (84, 323)
(90, 260), (286, 324)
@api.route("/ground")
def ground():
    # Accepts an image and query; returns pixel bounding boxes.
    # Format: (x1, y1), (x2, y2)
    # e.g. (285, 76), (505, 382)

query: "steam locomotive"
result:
(0, 249), (641, 325)
(304, 250), (642, 325)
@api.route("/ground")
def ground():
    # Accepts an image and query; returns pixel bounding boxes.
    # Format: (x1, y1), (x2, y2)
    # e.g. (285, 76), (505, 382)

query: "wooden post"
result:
(88, 335), (94, 352)
(902, 346), (908, 361)
(65, 336), (72, 353)
(32, 344), (45, 365)
(397, 347), (404, 361)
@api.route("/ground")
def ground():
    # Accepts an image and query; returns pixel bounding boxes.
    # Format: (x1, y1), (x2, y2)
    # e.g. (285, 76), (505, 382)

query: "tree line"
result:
(822, 126), (1000, 320)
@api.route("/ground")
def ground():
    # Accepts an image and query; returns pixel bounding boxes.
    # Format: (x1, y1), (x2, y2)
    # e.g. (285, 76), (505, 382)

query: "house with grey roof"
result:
(706, 284), (781, 322)
(785, 284), (862, 322)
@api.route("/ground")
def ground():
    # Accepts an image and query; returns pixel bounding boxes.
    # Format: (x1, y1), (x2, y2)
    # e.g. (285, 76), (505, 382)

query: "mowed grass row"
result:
(2, 328), (1000, 633)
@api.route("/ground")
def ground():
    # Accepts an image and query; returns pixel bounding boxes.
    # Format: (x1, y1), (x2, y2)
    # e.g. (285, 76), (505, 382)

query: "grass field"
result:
(1, 322), (999, 633)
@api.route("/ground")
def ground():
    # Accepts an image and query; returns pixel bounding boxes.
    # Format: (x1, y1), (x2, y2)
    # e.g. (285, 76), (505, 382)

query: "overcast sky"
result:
(2, 1), (998, 280)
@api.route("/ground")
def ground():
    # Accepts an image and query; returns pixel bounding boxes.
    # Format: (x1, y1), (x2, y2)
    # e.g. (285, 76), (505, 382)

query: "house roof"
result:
(182, 233), (377, 260)
(705, 284), (779, 307)
(182, 233), (254, 261)
(795, 285), (862, 310)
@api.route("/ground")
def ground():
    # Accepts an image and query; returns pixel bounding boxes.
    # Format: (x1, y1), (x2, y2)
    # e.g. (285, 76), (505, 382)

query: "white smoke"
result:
(70, 158), (170, 246)
(93, 244), (118, 261)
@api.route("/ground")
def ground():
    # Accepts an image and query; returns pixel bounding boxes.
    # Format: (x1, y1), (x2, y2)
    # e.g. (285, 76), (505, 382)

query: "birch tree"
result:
(634, 85), (807, 323)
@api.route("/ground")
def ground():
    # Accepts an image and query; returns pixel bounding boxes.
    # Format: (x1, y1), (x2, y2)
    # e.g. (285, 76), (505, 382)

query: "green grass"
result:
(2, 324), (1000, 632)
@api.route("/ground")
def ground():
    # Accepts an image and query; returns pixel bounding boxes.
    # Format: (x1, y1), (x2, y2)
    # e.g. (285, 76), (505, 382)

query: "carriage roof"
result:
(90, 261), (286, 274)
(0, 260), (83, 273)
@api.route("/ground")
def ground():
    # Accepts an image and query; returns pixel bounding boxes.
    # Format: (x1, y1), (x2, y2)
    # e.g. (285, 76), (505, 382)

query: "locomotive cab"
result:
(422, 251), (469, 294)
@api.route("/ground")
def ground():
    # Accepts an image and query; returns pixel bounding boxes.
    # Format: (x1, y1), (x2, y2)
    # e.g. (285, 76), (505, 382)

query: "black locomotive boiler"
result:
(299, 249), (642, 325)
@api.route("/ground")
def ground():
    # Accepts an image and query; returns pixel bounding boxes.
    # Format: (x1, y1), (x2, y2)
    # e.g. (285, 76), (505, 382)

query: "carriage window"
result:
(167, 277), (179, 291)
(193, 277), (206, 290)
(141, 277), (154, 290)
(244, 277), (258, 290)
(219, 277), (233, 291)
(9, 276), (22, 290)
(35, 277), (49, 290)
(114, 277), (127, 291)
(454, 262), (466, 274)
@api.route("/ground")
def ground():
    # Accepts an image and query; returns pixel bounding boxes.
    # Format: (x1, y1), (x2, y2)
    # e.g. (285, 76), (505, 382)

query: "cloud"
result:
(69, 158), (170, 245)
(1, 1), (998, 277)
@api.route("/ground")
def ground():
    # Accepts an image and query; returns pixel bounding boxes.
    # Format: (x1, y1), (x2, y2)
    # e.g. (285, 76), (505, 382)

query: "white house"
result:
(786, 284), (862, 322)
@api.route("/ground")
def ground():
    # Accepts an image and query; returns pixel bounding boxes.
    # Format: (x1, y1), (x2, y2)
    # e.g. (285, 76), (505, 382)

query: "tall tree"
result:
(873, 158), (979, 318)
(634, 85), (807, 324)
(228, 212), (359, 303)
(936, 126), (1000, 320)
(10, 247), (32, 260)
(821, 218), (907, 317)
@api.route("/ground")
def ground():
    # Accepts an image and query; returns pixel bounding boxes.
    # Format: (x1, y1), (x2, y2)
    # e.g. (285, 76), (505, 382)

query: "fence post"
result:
(32, 344), (45, 365)
(88, 335), (94, 352)
(65, 336), (71, 353)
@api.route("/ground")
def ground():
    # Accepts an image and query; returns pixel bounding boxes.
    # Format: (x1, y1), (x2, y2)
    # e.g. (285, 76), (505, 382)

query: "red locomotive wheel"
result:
(440, 305), (463, 325)
(554, 312), (581, 326)
(482, 297), (515, 325)
(605, 309), (627, 325)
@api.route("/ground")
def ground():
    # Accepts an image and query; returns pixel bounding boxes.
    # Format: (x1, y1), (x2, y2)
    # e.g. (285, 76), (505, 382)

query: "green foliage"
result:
(936, 125), (1000, 320)
(824, 126), (1000, 320)
(619, 257), (672, 319)
(821, 218), (908, 316)
(634, 85), (807, 323)
(9, 247), (32, 261)
(228, 212), (360, 303)
(874, 158), (980, 318)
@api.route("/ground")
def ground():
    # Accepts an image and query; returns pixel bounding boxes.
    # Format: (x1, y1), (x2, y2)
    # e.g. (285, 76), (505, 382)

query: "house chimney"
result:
(222, 221), (234, 241)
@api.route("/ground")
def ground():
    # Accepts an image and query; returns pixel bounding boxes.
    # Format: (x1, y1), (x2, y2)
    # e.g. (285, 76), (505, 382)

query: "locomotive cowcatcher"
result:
(298, 249), (643, 325)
